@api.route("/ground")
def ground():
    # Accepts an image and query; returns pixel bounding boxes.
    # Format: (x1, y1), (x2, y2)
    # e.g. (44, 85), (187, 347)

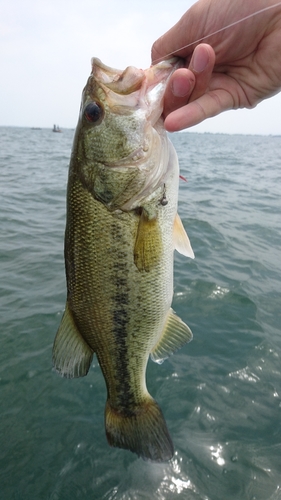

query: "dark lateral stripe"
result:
(111, 224), (135, 411)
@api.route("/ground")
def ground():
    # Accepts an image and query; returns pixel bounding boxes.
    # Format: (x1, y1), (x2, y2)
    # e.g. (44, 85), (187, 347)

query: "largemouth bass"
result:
(53, 57), (194, 462)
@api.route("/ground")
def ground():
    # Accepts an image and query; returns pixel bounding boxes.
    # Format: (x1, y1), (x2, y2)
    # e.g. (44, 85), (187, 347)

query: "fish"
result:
(52, 57), (194, 462)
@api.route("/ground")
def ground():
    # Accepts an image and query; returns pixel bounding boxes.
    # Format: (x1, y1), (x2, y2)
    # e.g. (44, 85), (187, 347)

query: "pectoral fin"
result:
(53, 301), (93, 378)
(150, 308), (193, 364)
(173, 213), (194, 259)
(134, 209), (162, 272)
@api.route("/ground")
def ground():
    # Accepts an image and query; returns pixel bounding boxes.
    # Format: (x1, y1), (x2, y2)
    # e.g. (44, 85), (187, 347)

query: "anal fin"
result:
(53, 301), (93, 378)
(150, 308), (193, 364)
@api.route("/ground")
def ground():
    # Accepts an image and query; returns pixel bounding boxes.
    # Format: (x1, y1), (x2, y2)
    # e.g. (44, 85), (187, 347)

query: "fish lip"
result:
(91, 57), (124, 81)
(91, 57), (145, 94)
(142, 57), (182, 126)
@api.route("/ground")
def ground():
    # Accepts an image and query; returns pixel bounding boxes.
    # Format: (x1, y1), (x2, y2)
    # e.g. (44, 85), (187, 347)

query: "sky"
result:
(1, 0), (281, 135)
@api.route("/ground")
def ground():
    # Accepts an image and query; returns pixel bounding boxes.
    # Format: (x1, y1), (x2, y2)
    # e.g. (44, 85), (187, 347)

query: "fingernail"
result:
(172, 77), (191, 97)
(191, 46), (209, 73)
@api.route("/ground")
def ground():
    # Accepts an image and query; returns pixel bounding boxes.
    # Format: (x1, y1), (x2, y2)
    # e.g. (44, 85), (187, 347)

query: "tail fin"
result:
(105, 398), (174, 462)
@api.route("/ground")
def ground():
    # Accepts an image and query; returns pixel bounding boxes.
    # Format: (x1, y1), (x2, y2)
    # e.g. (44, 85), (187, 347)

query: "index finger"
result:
(164, 84), (235, 132)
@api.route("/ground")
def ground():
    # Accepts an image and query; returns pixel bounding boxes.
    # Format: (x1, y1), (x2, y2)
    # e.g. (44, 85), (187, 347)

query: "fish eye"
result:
(84, 102), (104, 123)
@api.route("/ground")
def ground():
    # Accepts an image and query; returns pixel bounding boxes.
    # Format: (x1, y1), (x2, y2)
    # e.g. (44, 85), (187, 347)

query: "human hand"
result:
(151, 0), (281, 131)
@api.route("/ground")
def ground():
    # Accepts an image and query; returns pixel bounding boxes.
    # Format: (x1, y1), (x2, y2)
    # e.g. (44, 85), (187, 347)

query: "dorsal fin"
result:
(173, 213), (194, 258)
(150, 308), (193, 364)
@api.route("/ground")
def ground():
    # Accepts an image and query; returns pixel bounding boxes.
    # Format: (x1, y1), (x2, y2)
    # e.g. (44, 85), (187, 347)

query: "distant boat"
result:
(53, 124), (62, 133)
(31, 127), (41, 130)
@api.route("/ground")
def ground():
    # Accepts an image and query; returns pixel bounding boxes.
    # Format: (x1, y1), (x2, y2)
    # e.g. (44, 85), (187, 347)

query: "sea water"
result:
(0, 126), (280, 500)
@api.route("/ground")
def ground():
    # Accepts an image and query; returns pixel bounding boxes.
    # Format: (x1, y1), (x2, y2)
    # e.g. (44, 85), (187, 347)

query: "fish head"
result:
(71, 57), (181, 210)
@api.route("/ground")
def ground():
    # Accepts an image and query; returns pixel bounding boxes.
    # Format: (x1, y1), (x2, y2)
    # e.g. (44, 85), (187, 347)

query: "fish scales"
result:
(53, 57), (194, 462)
(67, 175), (174, 401)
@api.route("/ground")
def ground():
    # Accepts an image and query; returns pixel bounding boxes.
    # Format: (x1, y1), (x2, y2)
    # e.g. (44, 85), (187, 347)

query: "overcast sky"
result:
(1, 0), (281, 135)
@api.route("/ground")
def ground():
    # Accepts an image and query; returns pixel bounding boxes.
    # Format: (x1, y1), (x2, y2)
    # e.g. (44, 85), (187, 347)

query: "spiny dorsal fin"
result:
(150, 308), (193, 364)
(173, 213), (194, 258)
(53, 301), (94, 378)
(134, 209), (162, 272)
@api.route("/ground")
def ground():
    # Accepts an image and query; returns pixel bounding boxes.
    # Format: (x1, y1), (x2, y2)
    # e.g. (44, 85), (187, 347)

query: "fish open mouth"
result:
(85, 57), (182, 169)
(91, 57), (181, 126)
